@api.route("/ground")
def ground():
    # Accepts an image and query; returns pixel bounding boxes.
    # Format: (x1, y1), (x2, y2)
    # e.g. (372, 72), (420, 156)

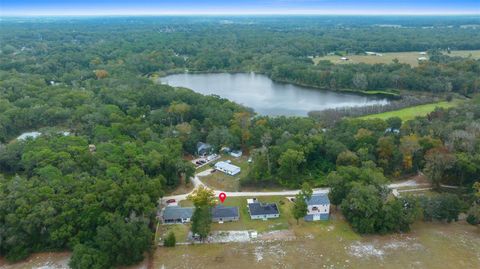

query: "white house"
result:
(215, 161), (241, 176)
(304, 193), (330, 221)
(418, 57), (428, 61)
(230, 150), (242, 158)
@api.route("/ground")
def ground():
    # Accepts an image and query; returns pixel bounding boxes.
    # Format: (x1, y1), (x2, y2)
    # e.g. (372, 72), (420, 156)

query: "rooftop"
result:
(211, 205), (239, 219)
(215, 161), (241, 172)
(306, 193), (330, 206)
(248, 202), (279, 216)
(163, 206), (194, 220)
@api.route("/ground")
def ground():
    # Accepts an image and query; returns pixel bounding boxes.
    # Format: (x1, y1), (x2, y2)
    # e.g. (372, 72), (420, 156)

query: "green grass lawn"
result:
(158, 223), (190, 244)
(199, 155), (251, 191)
(359, 100), (461, 121)
(181, 196), (293, 232)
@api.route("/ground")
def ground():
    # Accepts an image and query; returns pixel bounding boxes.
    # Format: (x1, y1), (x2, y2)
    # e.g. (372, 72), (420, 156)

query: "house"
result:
(247, 198), (280, 220)
(419, 51), (427, 55)
(340, 57), (349, 61)
(304, 193), (330, 221)
(385, 128), (400, 134)
(230, 150), (242, 158)
(215, 161), (241, 176)
(418, 57), (428, 61)
(211, 205), (240, 222)
(197, 142), (213, 156)
(17, 131), (41, 141)
(162, 205), (194, 224)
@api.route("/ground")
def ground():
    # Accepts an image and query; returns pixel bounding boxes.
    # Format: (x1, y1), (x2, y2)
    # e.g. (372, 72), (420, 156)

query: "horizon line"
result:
(1, 9), (480, 17)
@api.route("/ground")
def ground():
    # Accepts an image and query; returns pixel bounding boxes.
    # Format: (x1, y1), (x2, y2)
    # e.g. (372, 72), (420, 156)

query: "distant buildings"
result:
(365, 51), (383, 56)
(247, 198), (280, 220)
(17, 131), (41, 141)
(418, 56), (428, 61)
(304, 193), (330, 221)
(340, 57), (349, 61)
(215, 161), (241, 176)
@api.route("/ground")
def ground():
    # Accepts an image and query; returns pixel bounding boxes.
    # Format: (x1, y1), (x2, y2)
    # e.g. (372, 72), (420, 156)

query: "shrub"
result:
(164, 231), (176, 247)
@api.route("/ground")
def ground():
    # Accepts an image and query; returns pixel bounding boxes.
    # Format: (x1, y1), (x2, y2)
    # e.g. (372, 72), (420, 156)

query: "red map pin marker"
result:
(219, 192), (227, 203)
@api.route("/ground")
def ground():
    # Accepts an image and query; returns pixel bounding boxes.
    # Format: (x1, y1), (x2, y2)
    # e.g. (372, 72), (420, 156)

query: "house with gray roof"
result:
(211, 205), (239, 222)
(162, 205), (194, 224)
(247, 199), (279, 220)
(197, 142), (212, 156)
(304, 193), (330, 221)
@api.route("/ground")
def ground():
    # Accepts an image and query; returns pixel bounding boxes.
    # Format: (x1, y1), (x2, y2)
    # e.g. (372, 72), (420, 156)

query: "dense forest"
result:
(1, 16), (479, 268)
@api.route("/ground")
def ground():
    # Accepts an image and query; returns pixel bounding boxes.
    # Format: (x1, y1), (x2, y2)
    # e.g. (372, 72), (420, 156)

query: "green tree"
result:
(164, 231), (176, 247)
(70, 244), (110, 269)
(292, 183), (313, 224)
(278, 149), (306, 187)
(191, 205), (212, 242)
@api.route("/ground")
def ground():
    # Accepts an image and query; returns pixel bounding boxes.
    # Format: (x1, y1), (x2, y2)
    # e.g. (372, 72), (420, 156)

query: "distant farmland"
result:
(314, 50), (480, 67)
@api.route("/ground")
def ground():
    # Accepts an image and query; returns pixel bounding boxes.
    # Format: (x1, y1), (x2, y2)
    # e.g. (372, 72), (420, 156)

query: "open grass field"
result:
(153, 219), (480, 269)
(359, 100), (461, 121)
(314, 50), (480, 67)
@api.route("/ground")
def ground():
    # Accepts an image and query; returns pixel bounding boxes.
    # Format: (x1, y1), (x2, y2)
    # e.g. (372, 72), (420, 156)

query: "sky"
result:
(1, 0), (479, 16)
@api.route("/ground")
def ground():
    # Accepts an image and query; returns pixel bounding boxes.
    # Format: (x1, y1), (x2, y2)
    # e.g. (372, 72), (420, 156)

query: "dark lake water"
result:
(159, 73), (388, 116)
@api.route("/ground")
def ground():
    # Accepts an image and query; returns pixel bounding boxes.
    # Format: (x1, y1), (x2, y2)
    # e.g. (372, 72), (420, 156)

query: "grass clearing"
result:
(158, 223), (191, 244)
(199, 155), (251, 192)
(314, 50), (480, 67)
(153, 220), (480, 269)
(359, 100), (461, 121)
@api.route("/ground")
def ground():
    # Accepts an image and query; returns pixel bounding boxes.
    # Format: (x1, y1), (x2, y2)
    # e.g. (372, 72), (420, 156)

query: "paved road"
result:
(160, 169), (428, 205)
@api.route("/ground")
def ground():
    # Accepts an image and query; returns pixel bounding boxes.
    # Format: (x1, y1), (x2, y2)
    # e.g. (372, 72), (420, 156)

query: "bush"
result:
(466, 214), (479, 225)
(164, 231), (176, 247)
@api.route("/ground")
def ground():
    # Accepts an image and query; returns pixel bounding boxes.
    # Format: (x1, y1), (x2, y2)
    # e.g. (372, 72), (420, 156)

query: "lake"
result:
(159, 73), (389, 116)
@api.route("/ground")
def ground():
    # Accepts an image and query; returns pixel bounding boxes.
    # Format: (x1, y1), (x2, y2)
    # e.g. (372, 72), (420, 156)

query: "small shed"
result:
(211, 205), (239, 222)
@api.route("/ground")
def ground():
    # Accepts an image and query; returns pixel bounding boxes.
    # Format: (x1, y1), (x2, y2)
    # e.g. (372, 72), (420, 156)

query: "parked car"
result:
(211, 169), (216, 173)
(166, 199), (176, 204)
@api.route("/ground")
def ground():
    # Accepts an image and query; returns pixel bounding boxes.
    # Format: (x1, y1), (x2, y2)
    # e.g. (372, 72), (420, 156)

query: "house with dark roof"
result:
(247, 199), (280, 220)
(304, 193), (330, 221)
(211, 205), (239, 223)
(197, 142), (213, 156)
(162, 205), (194, 224)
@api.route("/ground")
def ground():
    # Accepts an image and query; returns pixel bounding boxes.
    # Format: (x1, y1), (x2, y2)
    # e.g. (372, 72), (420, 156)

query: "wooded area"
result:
(1, 16), (479, 268)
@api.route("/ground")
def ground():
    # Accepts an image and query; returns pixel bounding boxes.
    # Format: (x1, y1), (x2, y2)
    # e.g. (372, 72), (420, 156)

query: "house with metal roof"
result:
(197, 142), (213, 156)
(211, 205), (239, 223)
(162, 205), (194, 224)
(215, 161), (241, 176)
(247, 199), (280, 220)
(304, 193), (330, 221)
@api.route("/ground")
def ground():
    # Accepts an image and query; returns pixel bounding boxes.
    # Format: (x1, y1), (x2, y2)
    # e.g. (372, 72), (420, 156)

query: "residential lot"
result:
(179, 196), (292, 232)
(153, 220), (480, 269)
(199, 155), (251, 192)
